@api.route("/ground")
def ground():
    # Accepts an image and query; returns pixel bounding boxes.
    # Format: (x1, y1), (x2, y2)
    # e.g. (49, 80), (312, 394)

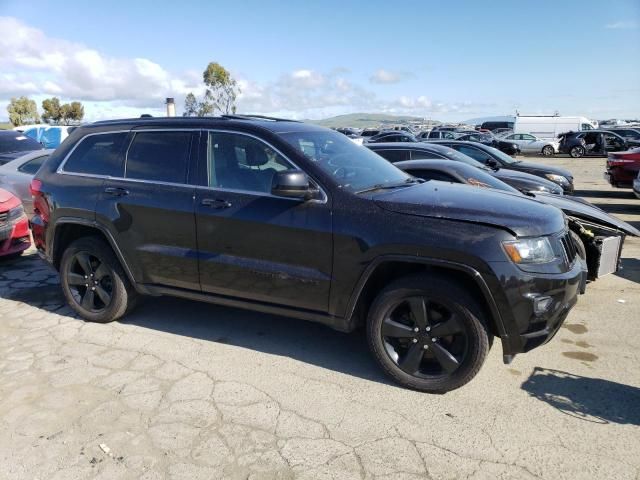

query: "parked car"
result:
(360, 128), (381, 138)
(420, 130), (459, 140)
(492, 128), (513, 136)
(0, 130), (44, 165)
(634, 170), (640, 199)
(558, 130), (639, 158)
(429, 140), (575, 193)
(599, 128), (640, 142)
(0, 149), (53, 215)
(366, 131), (418, 143)
(0, 187), (31, 258)
(604, 148), (640, 188)
(498, 133), (559, 156)
(366, 143), (563, 195)
(31, 116), (588, 393)
(454, 133), (521, 156)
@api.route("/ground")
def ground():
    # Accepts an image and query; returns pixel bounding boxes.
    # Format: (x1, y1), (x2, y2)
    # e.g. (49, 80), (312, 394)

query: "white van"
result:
(513, 116), (598, 140)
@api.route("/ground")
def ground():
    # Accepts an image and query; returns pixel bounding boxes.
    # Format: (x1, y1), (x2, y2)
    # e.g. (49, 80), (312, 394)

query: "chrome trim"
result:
(57, 129), (131, 174)
(56, 127), (329, 204)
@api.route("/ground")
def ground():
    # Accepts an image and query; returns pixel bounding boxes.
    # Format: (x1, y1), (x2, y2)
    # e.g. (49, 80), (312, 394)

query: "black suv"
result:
(31, 116), (586, 393)
(558, 130), (640, 158)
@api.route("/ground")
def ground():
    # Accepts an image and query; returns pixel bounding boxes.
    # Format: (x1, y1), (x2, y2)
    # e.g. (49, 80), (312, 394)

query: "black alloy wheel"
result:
(66, 252), (113, 312)
(367, 274), (491, 393)
(570, 146), (585, 158)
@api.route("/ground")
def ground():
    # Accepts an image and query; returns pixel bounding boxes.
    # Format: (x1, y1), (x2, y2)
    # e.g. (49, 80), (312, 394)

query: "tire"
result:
(542, 145), (555, 156)
(366, 273), (492, 393)
(569, 230), (586, 261)
(59, 236), (137, 323)
(570, 146), (585, 158)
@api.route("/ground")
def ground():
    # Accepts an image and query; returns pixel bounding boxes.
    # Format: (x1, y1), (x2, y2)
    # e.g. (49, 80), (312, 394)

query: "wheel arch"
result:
(51, 218), (136, 286)
(345, 256), (506, 339)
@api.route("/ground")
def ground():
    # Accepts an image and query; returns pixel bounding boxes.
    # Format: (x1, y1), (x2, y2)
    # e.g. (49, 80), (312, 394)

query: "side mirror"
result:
(486, 158), (498, 168)
(271, 170), (315, 200)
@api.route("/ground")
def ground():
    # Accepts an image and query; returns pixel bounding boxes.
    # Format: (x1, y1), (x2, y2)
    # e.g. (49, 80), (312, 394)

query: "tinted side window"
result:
(207, 132), (294, 193)
(409, 150), (442, 160)
(407, 169), (458, 183)
(64, 132), (127, 176)
(374, 149), (409, 163)
(125, 131), (192, 183)
(18, 155), (49, 174)
(454, 145), (491, 162)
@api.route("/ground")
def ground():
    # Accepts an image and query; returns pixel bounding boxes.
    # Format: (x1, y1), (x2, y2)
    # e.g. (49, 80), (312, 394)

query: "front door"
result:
(194, 131), (333, 313)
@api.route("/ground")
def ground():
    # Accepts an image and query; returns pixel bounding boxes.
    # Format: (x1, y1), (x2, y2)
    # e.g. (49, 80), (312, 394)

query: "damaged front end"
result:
(569, 219), (627, 280)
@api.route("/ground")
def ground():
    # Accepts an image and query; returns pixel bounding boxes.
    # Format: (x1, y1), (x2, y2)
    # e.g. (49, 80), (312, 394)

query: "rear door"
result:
(96, 129), (200, 291)
(194, 130), (333, 312)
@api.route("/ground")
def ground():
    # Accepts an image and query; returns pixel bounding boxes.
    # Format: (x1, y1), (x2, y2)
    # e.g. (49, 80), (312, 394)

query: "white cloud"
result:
(604, 21), (638, 29)
(369, 69), (412, 84)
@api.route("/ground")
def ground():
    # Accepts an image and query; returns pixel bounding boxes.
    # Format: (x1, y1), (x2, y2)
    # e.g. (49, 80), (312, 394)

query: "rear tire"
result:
(570, 146), (585, 158)
(542, 145), (554, 156)
(60, 236), (137, 323)
(366, 273), (492, 393)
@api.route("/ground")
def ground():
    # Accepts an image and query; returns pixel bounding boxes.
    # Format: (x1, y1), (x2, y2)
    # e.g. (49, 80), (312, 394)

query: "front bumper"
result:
(0, 216), (31, 257)
(488, 256), (587, 359)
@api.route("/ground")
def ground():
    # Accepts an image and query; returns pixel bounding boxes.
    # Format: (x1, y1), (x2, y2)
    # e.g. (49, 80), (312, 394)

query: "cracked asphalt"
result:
(0, 157), (638, 480)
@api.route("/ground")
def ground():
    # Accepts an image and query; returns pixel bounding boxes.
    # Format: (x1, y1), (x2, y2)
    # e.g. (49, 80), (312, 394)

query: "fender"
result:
(51, 217), (138, 288)
(344, 254), (507, 337)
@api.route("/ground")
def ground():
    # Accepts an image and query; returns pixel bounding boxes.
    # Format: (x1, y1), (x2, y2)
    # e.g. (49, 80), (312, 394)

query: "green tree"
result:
(42, 97), (62, 123)
(7, 96), (40, 126)
(58, 101), (84, 125)
(183, 62), (240, 116)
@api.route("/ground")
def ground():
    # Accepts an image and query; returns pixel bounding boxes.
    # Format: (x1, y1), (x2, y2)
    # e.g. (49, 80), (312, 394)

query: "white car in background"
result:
(498, 133), (559, 156)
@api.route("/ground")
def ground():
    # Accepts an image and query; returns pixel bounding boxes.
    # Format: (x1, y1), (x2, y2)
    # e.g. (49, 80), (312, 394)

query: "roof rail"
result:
(221, 114), (302, 123)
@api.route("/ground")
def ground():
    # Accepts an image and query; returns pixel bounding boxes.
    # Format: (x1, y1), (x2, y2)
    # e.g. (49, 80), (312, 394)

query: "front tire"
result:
(542, 145), (555, 156)
(60, 236), (137, 323)
(366, 274), (492, 393)
(570, 146), (585, 158)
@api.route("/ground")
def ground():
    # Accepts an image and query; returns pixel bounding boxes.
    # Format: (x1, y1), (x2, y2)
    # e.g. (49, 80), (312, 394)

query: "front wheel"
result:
(60, 236), (137, 323)
(570, 146), (585, 158)
(367, 274), (492, 393)
(542, 145), (555, 156)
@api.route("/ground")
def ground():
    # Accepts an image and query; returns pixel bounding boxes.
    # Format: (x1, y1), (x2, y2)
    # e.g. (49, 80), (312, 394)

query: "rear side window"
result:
(373, 149), (409, 163)
(63, 132), (127, 176)
(18, 154), (49, 174)
(125, 131), (192, 183)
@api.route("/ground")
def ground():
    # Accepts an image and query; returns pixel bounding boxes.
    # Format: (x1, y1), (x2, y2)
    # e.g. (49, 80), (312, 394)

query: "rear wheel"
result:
(542, 145), (555, 156)
(366, 274), (492, 393)
(60, 237), (137, 323)
(570, 146), (585, 158)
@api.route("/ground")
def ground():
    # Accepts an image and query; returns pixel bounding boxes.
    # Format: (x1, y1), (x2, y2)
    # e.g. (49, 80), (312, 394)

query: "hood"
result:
(513, 160), (573, 179)
(373, 181), (565, 237)
(493, 168), (563, 194)
(533, 193), (640, 236)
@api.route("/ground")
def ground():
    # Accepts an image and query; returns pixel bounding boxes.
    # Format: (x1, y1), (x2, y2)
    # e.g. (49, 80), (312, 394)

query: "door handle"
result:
(201, 198), (232, 209)
(104, 187), (129, 197)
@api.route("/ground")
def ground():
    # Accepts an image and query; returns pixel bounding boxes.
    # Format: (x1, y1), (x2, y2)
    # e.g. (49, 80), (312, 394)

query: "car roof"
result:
(367, 142), (451, 153)
(87, 115), (326, 134)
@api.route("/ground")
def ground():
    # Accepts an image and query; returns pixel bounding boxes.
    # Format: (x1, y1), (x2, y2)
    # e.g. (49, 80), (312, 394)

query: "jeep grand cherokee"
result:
(31, 116), (586, 392)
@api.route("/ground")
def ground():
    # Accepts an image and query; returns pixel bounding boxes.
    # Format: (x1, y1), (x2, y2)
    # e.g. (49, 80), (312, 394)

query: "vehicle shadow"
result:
(521, 367), (640, 425)
(121, 295), (393, 386)
(615, 257), (640, 284)
(574, 189), (635, 200)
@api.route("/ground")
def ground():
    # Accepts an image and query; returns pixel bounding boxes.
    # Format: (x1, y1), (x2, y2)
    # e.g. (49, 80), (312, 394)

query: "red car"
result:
(0, 187), (30, 258)
(605, 148), (640, 188)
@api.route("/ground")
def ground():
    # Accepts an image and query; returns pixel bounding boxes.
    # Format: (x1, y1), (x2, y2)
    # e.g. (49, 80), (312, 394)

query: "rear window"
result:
(125, 131), (192, 183)
(63, 132), (127, 176)
(18, 154), (50, 174)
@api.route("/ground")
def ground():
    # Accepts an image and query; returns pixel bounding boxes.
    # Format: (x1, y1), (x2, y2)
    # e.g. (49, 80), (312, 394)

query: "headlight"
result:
(544, 174), (569, 185)
(502, 237), (556, 264)
(7, 204), (25, 221)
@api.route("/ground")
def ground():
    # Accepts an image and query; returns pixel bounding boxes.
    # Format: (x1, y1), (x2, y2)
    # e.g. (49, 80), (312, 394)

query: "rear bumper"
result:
(605, 166), (639, 187)
(0, 216), (31, 257)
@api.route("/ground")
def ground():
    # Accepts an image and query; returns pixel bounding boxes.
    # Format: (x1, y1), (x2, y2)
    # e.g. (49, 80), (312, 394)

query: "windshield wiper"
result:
(356, 178), (422, 194)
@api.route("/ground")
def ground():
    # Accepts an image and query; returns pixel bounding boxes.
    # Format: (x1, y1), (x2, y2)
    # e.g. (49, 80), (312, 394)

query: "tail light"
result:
(30, 179), (49, 221)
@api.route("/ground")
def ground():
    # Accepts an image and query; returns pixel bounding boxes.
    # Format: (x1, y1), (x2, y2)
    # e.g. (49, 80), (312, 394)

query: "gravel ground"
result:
(0, 155), (638, 480)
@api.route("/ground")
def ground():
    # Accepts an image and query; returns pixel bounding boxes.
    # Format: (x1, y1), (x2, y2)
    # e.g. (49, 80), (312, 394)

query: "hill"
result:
(307, 113), (436, 129)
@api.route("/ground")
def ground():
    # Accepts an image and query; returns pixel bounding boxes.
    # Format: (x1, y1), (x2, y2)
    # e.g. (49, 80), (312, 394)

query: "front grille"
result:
(560, 232), (577, 263)
(0, 211), (7, 225)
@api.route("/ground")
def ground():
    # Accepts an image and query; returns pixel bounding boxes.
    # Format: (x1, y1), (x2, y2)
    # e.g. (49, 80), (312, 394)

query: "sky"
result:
(1, 0), (639, 122)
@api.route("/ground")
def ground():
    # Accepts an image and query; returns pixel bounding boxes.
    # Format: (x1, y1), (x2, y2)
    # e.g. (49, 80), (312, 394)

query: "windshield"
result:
(280, 130), (411, 192)
(486, 145), (519, 164)
(0, 133), (43, 153)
